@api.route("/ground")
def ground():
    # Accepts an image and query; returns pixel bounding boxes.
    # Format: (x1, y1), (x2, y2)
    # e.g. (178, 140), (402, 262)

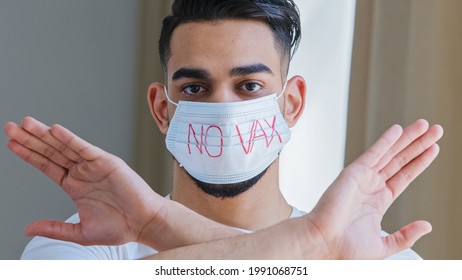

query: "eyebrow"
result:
(172, 67), (210, 81)
(171, 63), (273, 81)
(230, 63), (273, 77)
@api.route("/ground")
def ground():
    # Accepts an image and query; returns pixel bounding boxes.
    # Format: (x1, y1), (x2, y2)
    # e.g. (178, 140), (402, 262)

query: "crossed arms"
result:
(4, 117), (443, 259)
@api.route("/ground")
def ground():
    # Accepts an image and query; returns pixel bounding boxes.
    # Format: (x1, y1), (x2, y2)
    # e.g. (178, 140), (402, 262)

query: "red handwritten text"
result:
(187, 115), (282, 157)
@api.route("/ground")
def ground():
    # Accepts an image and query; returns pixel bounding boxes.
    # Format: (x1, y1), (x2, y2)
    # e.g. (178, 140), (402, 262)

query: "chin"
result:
(188, 167), (269, 199)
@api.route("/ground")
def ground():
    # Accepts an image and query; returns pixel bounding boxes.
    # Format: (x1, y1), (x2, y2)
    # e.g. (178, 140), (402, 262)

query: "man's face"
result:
(166, 19), (285, 105)
(165, 19), (287, 198)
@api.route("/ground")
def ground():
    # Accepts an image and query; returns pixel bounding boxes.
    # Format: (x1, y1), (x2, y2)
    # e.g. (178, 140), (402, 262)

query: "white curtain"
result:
(281, 0), (356, 212)
(346, 0), (462, 259)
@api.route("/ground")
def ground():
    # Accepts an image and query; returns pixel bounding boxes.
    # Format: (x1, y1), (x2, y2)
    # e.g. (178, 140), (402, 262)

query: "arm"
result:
(5, 118), (443, 259)
(4, 117), (241, 251)
(145, 217), (326, 259)
(145, 120), (443, 259)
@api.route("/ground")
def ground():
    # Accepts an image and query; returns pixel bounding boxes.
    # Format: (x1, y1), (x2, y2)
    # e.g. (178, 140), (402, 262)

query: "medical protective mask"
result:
(164, 85), (291, 184)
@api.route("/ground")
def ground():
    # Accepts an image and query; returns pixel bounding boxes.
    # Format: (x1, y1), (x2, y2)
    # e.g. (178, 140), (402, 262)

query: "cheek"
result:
(167, 103), (177, 120)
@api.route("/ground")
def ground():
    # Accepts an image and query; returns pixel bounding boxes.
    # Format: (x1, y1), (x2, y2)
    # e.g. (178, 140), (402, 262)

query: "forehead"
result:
(167, 19), (282, 79)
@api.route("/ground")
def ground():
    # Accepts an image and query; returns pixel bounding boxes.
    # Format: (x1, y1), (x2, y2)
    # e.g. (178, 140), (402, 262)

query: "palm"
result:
(308, 120), (443, 259)
(4, 117), (160, 245)
(60, 157), (144, 245)
(330, 164), (393, 258)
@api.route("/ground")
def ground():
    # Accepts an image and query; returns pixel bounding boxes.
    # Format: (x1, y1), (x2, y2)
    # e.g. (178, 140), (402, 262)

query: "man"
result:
(4, 0), (443, 259)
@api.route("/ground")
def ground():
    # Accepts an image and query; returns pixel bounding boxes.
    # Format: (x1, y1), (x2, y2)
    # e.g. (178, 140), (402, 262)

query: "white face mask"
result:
(164, 84), (291, 184)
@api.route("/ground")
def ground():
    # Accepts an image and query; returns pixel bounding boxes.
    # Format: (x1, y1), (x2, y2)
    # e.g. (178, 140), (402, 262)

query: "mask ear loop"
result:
(163, 86), (179, 106)
(276, 81), (288, 100)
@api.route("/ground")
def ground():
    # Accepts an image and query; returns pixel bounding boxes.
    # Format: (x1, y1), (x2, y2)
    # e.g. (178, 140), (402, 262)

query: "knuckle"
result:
(42, 145), (56, 158)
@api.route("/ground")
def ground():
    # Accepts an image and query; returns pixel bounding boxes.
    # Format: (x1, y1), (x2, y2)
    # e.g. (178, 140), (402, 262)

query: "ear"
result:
(283, 75), (306, 127)
(147, 82), (169, 134)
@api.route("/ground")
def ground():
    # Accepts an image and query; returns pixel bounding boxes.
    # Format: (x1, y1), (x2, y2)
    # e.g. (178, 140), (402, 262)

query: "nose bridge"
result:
(207, 83), (241, 103)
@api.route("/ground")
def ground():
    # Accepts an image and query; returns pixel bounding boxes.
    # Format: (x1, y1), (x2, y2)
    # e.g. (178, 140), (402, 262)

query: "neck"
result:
(170, 159), (292, 231)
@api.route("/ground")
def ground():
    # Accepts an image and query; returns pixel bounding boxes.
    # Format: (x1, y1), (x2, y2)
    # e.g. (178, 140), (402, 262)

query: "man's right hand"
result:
(4, 117), (240, 251)
(4, 117), (164, 246)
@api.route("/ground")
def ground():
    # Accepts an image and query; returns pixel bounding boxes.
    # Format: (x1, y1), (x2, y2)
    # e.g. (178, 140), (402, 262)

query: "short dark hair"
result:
(159, 0), (301, 75)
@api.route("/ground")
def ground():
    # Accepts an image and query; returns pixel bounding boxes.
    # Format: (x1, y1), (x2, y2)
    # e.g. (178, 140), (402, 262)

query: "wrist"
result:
(134, 195), (170, 249)
(256, 216), (335, 259)
(298, 214), (337, 259)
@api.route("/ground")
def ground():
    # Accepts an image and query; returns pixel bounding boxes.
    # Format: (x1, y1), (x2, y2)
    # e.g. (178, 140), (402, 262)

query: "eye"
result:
(240, 82), (263, 92)
(182, 84), (206, 96)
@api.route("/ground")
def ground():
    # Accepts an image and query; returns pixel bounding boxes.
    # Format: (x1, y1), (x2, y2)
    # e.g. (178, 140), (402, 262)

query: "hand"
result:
(4, 117), (164, 246)
(305, 119), (443, 259)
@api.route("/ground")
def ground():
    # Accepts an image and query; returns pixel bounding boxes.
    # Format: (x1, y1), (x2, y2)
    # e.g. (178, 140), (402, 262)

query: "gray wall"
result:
(0, 0), (140, 259)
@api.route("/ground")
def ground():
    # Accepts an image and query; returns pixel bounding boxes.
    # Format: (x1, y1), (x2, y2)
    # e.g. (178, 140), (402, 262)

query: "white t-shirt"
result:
(21, 207), (421, 260)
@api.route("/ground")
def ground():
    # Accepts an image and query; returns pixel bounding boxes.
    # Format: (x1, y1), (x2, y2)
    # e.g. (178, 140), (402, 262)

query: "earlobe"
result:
(284, 75), (306, 127)
(147, 83), (169, 134)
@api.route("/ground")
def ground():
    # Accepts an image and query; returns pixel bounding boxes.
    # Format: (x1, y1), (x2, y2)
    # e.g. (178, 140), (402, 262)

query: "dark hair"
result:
(158, 0), (301, 75)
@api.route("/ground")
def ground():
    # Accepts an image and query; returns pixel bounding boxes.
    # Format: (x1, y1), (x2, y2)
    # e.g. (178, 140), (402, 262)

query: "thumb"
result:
(25, 220), (91, 245)
(382, 220), (432, 258)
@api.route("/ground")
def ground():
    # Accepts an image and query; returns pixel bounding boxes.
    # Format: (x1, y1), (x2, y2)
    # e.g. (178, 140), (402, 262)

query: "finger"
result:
(7, 139), (68, 186)
(22, 116), (81, 163)
(356, 124), (403, 168)
(25, 220), (91, 246)
(387, 144), (440, 199)
(375, 119), (429, 171)
(50, 124), (104, 162)
(382, 220), (432, 258)
(5, 122), (74, 169)
(380, 125), (443, 181)
(5, 121), (74, 170)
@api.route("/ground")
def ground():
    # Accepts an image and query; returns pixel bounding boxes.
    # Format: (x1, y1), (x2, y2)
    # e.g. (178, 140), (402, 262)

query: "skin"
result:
(3, 19), (444, 259)
(148, 20), (305, 231)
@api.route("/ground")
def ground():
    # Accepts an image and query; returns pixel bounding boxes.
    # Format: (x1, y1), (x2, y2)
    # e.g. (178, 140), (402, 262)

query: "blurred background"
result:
(0, 0), (460, 259)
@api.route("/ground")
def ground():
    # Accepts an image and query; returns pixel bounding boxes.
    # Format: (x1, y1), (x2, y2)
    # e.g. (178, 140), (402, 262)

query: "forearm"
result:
(143, 216), (330, 259)
(137, 198), (242, 251)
